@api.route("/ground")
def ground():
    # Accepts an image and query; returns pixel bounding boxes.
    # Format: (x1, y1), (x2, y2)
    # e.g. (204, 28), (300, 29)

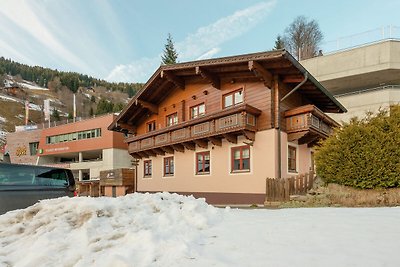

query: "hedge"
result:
(315, 105), (400, 189)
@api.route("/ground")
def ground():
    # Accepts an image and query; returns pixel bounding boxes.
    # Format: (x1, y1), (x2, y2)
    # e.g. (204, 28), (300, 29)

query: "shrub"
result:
(315, 105), (400, 189)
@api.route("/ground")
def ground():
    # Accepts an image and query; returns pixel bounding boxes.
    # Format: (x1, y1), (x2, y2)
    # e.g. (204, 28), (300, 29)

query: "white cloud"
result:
(106, 0), (277, 83)
(106, 57), (161, 83)
(0, 0), (90, 72)
(196, 48), (222, 60)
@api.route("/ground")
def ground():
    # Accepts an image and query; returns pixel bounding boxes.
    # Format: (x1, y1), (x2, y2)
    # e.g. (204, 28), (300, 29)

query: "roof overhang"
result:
(109, 50), (346, 133)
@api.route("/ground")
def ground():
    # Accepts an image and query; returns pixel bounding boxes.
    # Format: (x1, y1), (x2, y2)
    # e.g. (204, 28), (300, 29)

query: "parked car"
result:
(0, 163), (76, 214)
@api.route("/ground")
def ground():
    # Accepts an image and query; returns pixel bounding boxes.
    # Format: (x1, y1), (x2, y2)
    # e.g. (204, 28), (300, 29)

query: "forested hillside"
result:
(0, 57), (142, 97)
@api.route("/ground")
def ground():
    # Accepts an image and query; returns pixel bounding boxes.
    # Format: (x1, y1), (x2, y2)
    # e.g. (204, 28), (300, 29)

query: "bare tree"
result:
(282, 16), (323, 60)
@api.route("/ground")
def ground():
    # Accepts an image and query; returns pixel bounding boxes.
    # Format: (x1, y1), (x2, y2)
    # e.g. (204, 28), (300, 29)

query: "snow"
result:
(0, 94), (19, 102)
(17, 81), (48, 91)
(0, 116), (6, 123)
(0, 193), (399, 267)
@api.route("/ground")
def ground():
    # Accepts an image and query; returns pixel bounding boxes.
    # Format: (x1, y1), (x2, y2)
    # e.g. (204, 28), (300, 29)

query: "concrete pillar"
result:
(78, 169), (82, 181)
(79, 152), (83, 162)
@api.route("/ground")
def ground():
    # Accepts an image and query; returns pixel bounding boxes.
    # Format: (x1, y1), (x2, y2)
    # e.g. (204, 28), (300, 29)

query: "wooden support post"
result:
(248, 60), (273, 88)
(195, 66), (221, 89)
(194, 139), (208, 149)
(161, 70), (185, 90)
(223, 133), (237, 144)
(172, 144), (185, 152)
(182, 142), (196, 150)
(161, 146), (174, 154)
(208, 136), (222, 146)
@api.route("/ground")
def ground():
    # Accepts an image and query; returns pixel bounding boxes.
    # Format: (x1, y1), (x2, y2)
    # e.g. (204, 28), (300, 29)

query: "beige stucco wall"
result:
(137, 129), (314, 194)
(329, 88), (400, 123)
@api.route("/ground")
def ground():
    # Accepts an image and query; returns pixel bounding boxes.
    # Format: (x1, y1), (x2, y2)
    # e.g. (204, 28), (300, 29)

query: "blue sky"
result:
(0, 0), (399, 83)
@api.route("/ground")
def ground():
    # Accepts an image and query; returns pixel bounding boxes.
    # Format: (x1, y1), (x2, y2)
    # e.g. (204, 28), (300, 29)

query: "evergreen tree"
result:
(161, 33), (178, 65)
(51, 108), (61, 121)
(273, 35), (285, 50)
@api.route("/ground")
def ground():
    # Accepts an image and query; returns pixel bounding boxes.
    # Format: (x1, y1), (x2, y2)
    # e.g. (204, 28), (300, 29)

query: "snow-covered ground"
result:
(0, 193), (399, 267)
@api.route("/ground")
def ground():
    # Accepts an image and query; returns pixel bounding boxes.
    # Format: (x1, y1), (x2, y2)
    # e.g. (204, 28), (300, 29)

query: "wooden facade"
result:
(109, 50), (346, 204)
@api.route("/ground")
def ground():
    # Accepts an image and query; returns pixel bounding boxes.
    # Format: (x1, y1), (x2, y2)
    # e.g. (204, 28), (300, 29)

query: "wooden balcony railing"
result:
(127, 104), (261, 155)
(285, 105), (339, 144)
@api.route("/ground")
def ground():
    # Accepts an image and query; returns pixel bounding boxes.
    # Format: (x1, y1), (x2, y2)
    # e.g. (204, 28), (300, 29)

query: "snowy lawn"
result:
(0, 193), (399, 267)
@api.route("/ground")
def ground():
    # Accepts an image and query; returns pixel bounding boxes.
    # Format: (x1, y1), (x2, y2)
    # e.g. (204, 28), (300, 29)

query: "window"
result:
(166, 113), (178, 127)
(146, 121), (156, 132)
(191, 103), (205, 119)
(46, 128), (102, 144)
(29, 142), (39, 156)
(288, 146), (297, 172)
(164, 157), (174, 176)
(231, 145), (250, 172)
(223, 89), (243, 108)
(144, 160), (152, 177)
(196, 151), (210, 175)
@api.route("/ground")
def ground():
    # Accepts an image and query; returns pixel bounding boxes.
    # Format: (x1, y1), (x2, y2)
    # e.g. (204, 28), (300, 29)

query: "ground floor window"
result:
(164, 156), (174, 176)
(144, 160), (152, 177)
(196, 151), (210, 175)
(231, 145), (250, 172)
(288, 145), (297, 172)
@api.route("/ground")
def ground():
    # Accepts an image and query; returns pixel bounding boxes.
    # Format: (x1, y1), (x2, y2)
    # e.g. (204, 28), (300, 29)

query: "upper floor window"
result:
(166, 113), (178, 127)
(191, 103), (205, 119)
(223, 89), (243, 108)
(46, 128), (101, 144)
(288, 145), (297, 173)
(146, 121), (156, 132)
(231, 145), (250, 172)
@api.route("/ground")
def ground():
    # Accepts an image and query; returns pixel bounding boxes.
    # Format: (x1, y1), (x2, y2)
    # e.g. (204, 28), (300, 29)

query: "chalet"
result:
(109, 50), (346, 204)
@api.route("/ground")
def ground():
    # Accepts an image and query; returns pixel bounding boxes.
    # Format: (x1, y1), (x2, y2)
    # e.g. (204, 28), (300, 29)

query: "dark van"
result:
(0, 163), (76, 214)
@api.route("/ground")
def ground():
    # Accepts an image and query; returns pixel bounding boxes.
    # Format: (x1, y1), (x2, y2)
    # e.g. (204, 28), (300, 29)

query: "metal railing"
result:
(321, 25), (400, 55)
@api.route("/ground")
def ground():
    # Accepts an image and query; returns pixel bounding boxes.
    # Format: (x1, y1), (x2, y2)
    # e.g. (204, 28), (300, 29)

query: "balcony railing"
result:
(285, 105), (339, 143)
(127, 104), (261, 154)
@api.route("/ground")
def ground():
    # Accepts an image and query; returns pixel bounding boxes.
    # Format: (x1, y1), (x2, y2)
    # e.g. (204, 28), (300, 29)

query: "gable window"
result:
(146, 121), (156, 132)
(191, 103), (206, 119)
(164, 156), (174, 176)
(144, 160), (152, 177)
(231, 145), (250, 172)
(196, 151), (210, 175)
(166, 113), (178, 127)
(223, 89), (243, 108)
(288, 145), (297, 173)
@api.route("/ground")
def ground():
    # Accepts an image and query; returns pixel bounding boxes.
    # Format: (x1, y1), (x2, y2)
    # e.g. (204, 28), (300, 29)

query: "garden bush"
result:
(315, 105), (400, 189)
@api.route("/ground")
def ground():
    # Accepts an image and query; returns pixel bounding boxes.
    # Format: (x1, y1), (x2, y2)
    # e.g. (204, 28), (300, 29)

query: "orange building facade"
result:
(7, 114), (132, 180)
(110, 50), (346, 204)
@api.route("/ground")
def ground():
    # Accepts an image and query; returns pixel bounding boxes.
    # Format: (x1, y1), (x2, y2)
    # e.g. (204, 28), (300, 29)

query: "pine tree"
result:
(161, 33), (178, 65)
(273, 35), (285, 50)
(51, 108), (61, 121)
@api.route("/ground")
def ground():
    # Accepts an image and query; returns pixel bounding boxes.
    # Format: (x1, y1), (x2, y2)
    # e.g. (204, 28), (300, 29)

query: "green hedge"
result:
(315, 105), (400, 189)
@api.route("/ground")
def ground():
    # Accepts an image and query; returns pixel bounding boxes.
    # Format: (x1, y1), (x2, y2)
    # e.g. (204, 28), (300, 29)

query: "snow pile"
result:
(0, 192), (221, 267)
(17, 81), (48, 90)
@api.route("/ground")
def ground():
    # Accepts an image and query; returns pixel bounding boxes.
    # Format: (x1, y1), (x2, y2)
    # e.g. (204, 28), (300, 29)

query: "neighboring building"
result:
(109, 50), (346, 204)
(6, 114), (131, 180)
(301, 39), (400, 122)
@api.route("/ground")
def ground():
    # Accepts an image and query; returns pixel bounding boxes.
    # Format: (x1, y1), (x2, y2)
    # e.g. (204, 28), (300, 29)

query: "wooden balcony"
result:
(126, 104), (261, 158)
(285, 104), (339, 145)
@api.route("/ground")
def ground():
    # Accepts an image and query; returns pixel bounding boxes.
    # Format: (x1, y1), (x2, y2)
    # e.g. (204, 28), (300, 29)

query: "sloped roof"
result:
(109, 49), (346, 133)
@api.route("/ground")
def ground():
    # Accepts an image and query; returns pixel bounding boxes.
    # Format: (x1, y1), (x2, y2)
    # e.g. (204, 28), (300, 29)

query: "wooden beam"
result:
(208, 136), (222, 146)
(194, 139), (208, 149)
(161, 146), (175, 154)
(144, 150), (156, 157)
(136, 99), (158, 114)
(242, 130), (255, 141)
(248, 60), (273, 88)
(182, 141), (196, 150)
(116, 122), (136, 134)
(195, 66), (220, 89)
(161, 70), (185, 90)
(130, 153), (142, 159)
(152, 148), (165, 156)
(172, 144), (185, 152)
(137, 152), (149, 158)
(223, 133), (237, 144)
(282, 75), (305, 84)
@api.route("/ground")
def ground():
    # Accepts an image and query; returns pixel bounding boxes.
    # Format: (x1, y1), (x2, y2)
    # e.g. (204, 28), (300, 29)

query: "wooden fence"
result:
(265, 171), (316, 202)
